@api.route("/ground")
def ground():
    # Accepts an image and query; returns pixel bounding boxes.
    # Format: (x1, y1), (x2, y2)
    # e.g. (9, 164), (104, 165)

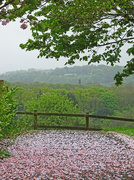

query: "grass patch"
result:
(0, 151), (11, 159)
(103, 127), (134, 138)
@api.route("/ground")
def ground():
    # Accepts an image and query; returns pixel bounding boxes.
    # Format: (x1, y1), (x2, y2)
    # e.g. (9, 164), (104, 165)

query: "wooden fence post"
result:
(34, 110), (37, 130)
(0, 80), (4, 86)
(86, 112), (89, 129)
(0, 80), (4, 94)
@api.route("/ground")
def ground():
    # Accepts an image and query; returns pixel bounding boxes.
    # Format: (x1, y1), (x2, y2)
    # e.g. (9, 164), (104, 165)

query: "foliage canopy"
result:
(0, 0), (134, 85)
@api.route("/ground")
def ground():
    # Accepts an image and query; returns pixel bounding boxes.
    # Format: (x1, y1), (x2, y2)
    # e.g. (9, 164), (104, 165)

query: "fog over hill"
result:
(0, 65), (134, 86)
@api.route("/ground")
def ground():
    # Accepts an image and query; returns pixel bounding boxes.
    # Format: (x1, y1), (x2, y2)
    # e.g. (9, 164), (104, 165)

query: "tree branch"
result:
(97, 37), (134, 47)
(0, 0), (15, 9)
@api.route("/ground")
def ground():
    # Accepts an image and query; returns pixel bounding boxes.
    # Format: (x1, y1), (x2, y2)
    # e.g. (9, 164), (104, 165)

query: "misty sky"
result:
(0, 20), (131, 75)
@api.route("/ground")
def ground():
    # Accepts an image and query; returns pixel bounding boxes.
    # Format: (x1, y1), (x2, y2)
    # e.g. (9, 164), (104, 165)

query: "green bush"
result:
(0, 85), (18, 139)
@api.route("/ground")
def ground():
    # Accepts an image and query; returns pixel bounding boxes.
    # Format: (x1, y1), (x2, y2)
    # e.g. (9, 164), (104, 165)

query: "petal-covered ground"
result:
(0, 130), (134, 180)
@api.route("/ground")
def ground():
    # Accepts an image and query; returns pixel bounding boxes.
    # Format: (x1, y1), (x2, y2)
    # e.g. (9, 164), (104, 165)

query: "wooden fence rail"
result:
(16, 110), (134, 131)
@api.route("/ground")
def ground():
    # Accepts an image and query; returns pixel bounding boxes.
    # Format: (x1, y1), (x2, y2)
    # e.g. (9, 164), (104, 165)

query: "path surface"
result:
(0, 130), (134, 180)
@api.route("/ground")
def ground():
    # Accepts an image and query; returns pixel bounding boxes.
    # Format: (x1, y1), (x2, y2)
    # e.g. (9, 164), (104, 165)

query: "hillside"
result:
(0, 65), (134, 85)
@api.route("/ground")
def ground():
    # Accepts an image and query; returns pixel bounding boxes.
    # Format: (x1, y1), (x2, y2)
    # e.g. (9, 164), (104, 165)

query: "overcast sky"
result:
(0, 20), (130, 75)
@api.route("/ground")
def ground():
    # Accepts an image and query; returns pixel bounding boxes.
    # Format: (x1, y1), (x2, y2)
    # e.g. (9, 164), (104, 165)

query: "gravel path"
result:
(0, 130), (134, 180)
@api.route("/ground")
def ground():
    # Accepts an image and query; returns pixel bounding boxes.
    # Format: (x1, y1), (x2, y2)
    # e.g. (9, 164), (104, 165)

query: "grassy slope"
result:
(104, 127), (134, 138)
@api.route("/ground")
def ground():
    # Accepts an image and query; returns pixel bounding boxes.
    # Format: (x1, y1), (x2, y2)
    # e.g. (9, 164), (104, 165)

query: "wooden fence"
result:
(16, 110), (134, 131)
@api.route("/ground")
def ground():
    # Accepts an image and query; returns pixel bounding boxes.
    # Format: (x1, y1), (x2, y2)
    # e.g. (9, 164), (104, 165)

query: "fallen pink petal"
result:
(0, 130), (134, 180)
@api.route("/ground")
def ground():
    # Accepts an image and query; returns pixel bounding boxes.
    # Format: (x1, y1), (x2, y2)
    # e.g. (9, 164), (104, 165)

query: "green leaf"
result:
(0, 151), (11, 159)
(27, 15), (38, 21)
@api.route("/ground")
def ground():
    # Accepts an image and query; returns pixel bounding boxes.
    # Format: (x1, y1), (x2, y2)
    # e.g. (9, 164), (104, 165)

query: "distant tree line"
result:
(0, 65), (134, 86)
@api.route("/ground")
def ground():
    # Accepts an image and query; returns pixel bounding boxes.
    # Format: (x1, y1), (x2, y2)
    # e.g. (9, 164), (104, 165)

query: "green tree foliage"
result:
(111, 83), (134, 113)
(25, 89), (80, 126)
(0, 85), (17, 139)
(12, 81), (134, 117)
(17, 0), (134, 85)
(9, 81), (134, 128)
(99, 90), (119, 115)
(72, 87), (119, 116)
